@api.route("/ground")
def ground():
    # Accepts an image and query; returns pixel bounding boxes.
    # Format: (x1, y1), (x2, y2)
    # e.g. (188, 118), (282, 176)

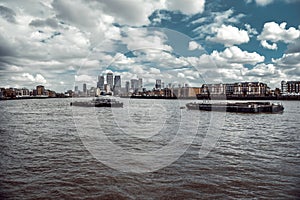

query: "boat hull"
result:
(186, 102), (284, 113)
(70, 101), (123, 108)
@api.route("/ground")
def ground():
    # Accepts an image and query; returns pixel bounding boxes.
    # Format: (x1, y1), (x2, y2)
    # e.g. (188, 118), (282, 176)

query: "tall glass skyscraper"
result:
(106, 73), (113, 90)
(97, 75), (104, 90)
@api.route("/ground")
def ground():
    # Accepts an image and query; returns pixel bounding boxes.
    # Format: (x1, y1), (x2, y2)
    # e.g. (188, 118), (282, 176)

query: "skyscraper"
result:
(114, 75), (121, 95)
(138, 78), (143, 92)
(97, 75), (104, 90)
(114, 75), (121, 88)
(106, 73), (113, 90)
(83, 83), (87, 94)
(131, 79), (138, 92)
(125, 81), (130, 93)
(155, 79), (161, 89)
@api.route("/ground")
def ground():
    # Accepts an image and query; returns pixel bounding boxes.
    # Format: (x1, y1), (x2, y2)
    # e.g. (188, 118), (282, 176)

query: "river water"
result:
(0, 98), (299, 199)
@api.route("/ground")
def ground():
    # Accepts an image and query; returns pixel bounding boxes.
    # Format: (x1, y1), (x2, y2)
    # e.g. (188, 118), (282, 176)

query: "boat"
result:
(186, 102), (284, 113)
(70, 97), (123, 108)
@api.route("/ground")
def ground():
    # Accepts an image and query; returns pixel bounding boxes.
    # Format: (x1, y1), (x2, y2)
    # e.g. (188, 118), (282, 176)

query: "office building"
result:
(107, 73), (113, 90)
(155, 79), (161, 89)
(125, 81), (130, 93)
(138, 78), (143, 92)
(83, 83), (87, 94)
(131, 79), (139, 92)
(97, 75), (104, 90)
(114, 75), (121, 95)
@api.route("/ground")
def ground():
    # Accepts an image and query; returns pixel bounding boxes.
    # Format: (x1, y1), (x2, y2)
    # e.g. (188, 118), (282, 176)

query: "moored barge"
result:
(70, 97), (123, 108)
(186, 102), (284, 113)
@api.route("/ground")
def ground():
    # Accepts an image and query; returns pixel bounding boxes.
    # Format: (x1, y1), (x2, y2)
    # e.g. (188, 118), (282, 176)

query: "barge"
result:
(70, 97), (123, 108)
(186, 102), (284, 113)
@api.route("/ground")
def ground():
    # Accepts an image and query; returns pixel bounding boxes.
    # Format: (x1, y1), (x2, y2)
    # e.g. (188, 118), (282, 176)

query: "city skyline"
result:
(0, 1), (299, 93)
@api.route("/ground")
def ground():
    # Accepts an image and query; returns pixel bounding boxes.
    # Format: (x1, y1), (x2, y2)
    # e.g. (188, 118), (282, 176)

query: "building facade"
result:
(281, 80), (300, 95)
(36, 85), (45, 96)
(106, 73), (113, 90)
(97, 75), (105, 90)
(114, 75), (121, 95)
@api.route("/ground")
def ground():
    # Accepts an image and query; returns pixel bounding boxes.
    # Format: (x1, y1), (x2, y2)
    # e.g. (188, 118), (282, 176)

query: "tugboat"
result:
(186, 102), (284, 113)
(70, 97), (123, 108)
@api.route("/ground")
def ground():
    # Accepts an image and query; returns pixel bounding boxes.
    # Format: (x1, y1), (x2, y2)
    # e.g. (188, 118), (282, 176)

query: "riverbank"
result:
(120, 95), (300, 100)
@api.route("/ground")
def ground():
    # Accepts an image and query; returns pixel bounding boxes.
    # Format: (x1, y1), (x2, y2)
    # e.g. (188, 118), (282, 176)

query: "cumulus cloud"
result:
(272, 52), (300, 68)
(245, 63), (280, 77)
(246, 0), (300, 6)
(75, 74), (96, 83)
(89, 0), (205, 26)
(207, 25), (250, 46)
(121, 27), (173, 52)
(188, 41), (203, 51)
(211, 46), (265, 65)
(166, 0), (205, 15)
(286, 38), (300, 53)
(254, 0), (274, 6)
(0, 0), (299, 91)
(0, 5), (16, 23)
(192, 10), (247, 41)
(29, 18), (59, 28)
(11, 73), (47, 84)
(260, 40), (277, 50)
(245, 24), (258, 36)
(258, 22), (300, 50)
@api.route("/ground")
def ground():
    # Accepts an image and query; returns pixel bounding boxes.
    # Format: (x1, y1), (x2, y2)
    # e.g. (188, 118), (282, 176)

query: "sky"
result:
(0, 0), (299, 92)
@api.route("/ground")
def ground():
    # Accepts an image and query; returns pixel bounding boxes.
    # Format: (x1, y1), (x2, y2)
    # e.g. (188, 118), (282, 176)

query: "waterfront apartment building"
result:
(233, 82), (268, 96)
(36, 85), (45, 96)
(199, 82), (268, 97)
(281, 80), (300, 95)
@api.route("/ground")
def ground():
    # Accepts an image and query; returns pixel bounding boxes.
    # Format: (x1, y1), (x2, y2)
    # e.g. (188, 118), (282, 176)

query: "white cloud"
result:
(193, 9), (246, 40)
(207, 25), (250, 46)
(258, 22), (300, 50)
(272, 52), (300, 68)
(166, 0), (205, 15)
(149, 67), (161, 74)
(75, 74), (95, 83)
(11, 73), (47, 84)
(8, 65), (23, 72)
(188, 41), (203, 51)
(92, 0), (205, 26)
(121, 27), (173, 52)
(246, 0), (300, 6)
(260, 40), (278, 50)
(245, 63), (280, 77)
(244, 0), (273, 6)
(211, 46), (265, 65)
(255, 0), (274, 6)
(245, 24), (258, 36)
(177, 72), (185, 78)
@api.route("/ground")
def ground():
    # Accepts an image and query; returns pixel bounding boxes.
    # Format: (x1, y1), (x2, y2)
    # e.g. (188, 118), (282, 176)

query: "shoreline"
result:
(1, 95), (300, 101)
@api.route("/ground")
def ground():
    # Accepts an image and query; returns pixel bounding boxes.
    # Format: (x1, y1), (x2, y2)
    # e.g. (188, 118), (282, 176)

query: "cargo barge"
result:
(70, 97), (123, 107)
(186, 102), (284, 113)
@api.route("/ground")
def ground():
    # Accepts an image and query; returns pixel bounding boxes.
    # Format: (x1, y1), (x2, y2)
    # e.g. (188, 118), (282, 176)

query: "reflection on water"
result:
(0, 98), (299, 199)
